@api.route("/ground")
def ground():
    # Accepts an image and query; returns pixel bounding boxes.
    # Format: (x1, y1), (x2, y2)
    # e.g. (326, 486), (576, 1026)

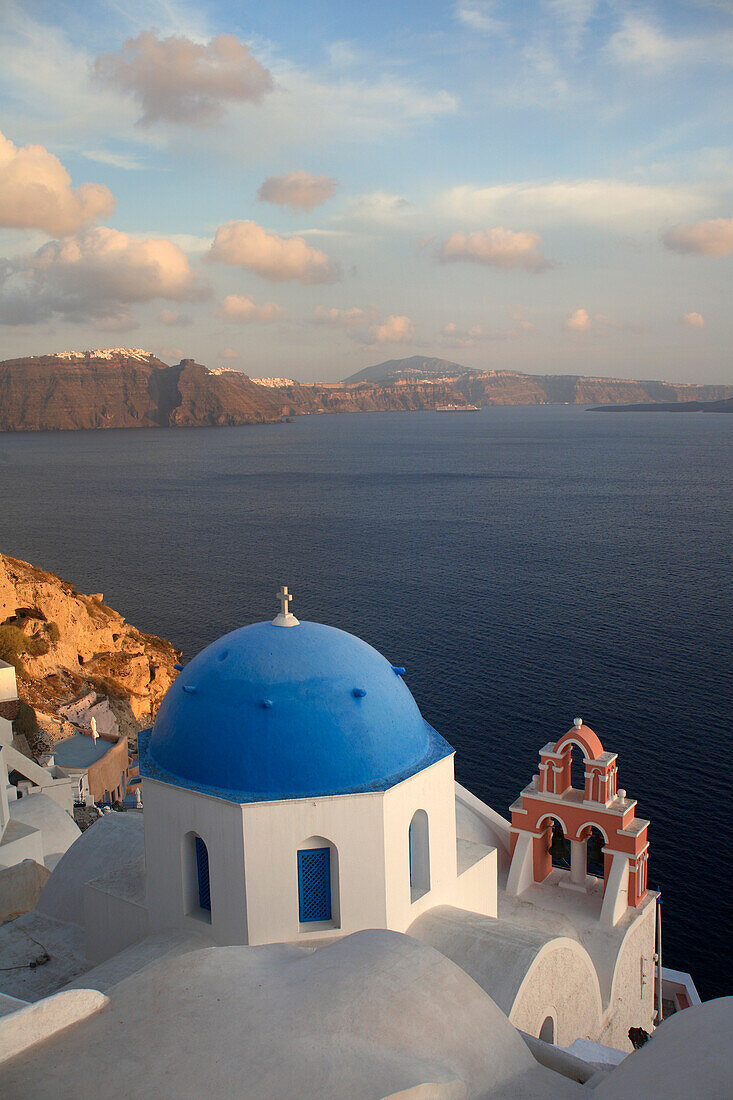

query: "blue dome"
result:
(139, 620), (453, 802)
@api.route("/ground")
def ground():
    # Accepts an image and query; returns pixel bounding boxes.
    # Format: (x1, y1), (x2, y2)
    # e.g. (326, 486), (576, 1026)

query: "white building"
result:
(0, 660), (80, 877)
(0, 589), (727, 1098)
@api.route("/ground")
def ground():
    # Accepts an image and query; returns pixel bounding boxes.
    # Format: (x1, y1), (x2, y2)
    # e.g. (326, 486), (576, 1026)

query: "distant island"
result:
(0, 348), (731, 432)
(590, 397), (733, 414)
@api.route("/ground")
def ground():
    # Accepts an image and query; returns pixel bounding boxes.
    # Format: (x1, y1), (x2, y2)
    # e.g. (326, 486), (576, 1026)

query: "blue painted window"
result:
(298, 847), (331, 922)
(195, 836), (211, 911)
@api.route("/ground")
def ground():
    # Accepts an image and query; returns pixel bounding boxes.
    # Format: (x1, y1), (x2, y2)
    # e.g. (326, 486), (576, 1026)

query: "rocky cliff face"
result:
(0, 554), (180, 754)
(1, 350), (730, 432)
(0, 351), (284, 431)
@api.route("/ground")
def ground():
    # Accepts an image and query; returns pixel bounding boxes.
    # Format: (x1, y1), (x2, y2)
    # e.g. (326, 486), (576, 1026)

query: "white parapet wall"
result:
(0, 661), (17, 704)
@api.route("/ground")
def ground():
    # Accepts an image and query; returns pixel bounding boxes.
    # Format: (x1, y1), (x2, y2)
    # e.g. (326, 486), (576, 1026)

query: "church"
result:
(0, 588), (729, 1098)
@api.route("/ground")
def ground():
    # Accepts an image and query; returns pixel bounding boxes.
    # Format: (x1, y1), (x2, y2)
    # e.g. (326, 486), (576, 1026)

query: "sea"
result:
(0, 404), (730, 1000)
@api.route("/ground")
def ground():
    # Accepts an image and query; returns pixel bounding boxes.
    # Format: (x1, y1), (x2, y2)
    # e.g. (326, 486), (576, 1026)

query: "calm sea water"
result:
(0, 406), (730, 999)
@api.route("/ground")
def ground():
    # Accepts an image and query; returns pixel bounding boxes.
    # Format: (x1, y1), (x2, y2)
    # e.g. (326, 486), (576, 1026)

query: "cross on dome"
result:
(273, 584), (300, 628)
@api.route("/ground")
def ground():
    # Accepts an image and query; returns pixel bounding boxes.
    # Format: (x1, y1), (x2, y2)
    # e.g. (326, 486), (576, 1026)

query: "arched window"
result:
(539, 1016), (555, 1044)
(297, 838), (338, 926)
(195, 836), (211, 912)
(182, 832), (212, 921)
(409, 810), (430, 901)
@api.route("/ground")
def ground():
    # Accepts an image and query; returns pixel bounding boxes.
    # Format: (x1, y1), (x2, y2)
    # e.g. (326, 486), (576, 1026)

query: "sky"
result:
(0, 0), (731, 383)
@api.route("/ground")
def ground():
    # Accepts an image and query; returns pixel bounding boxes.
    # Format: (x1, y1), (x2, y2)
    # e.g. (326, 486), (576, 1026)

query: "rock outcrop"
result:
(0, 554), (180, 754)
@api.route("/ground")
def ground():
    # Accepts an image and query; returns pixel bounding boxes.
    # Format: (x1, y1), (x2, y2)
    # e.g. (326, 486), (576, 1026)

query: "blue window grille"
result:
(298, 847), (331, 922)
(195, 836), (211, 912)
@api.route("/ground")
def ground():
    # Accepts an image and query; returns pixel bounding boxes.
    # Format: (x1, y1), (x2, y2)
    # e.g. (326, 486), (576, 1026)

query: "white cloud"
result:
(682, 312), (705, 328)
(93, 32), (274, 126)
(216, 295), (286, 323)
(258, 171), (336, 211)
(440, 179), (707, 230)
(562, 308), (646, 335)
(344, 191), (413, 223)
(609, 15), (733, 69)
(311, 305), (371, 328)
(440, 319), (531, 347)
(0, 131), (115, 236)
(663, 218), (733, 257)
(370, 314), (414, 344)
(82, 149), (146, 171)
(0, 226), (207, 324)
(94, 309), (140, 333)
(438, 227), (552, 271)
(208, 220), (338, 284)
(563, 307), (591, 332)
(455, 2), (504, 34)
(219, 346), (239, 359)
(159, 308), (192, 326)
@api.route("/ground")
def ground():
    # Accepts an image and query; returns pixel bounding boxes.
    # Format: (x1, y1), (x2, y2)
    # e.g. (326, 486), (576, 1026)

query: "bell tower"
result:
(506, 719), (650, 926)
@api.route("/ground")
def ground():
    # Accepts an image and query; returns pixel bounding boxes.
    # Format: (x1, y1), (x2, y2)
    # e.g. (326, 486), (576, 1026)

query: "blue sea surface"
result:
(0, 405), (730, 999)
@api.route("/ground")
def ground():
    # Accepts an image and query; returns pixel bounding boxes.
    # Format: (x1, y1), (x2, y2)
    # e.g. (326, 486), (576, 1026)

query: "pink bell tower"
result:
(506, 719), (650, 926)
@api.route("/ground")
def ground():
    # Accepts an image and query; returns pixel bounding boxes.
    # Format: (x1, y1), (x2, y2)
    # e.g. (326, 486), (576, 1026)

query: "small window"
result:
(409, 810), (430, 901)
(298, 847), (331, 922)
(539, 1016), (555, 1044)
(195, 836), (211, 912)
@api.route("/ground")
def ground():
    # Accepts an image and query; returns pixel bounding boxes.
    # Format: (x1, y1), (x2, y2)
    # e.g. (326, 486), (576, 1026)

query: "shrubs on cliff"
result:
(0, 624), (50, 674)
(13, 700), (38, 739)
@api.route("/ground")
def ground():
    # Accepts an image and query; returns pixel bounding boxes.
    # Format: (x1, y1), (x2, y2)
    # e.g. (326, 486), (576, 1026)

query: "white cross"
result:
(273, 584), (299, 627)
(277, 585), (292, 617)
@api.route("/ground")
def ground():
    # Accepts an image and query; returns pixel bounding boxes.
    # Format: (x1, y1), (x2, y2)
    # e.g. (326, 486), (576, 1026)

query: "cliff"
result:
(0, 350), (284, 432)
(0, 553), (181, 755)
(1, 350), (731, 432)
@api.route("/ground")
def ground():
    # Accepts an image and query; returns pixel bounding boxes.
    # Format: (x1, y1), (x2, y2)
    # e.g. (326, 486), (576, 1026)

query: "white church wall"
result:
(599, 900), (656, 1049)
(242, 790), (387, 945)
(84, 882), (150, 964)
(143, 779), (247, 945)
(509, 937), (603, 1047)
(383, 756), (496, 930)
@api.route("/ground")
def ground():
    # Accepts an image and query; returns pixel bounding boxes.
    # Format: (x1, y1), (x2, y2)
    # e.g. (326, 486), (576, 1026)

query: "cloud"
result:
(0, 131), (115, 236)
(608, 16), (733, 69)
(216, 295), (286, 323)
(455, 2), (504, 34)
(158, 308), (192, 326)
(440, 180), (706, 231)
(0, 226), (207, 324)
(219, 347), (239, 359)
(93, 32), (273, 126)
(562, 308), (646, 334)
(440, 320), (530, 348)
(663, 218), (733, 257)
(310, 305), (371, 328)
(438, 227), (552, 271)
(94, 309), (139, 333)
(344, 191), (413, 224)
(208, 220), (338, 284)
(682, 312), (705, 328)
(608, 16), (679, 66)
(258, 171), (336, 211)
(370, 315), (414, 344)
(563, 307), (591, 332)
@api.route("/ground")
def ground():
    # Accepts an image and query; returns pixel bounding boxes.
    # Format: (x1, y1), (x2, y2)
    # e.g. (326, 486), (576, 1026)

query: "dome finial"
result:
(273, 584), (299, 627)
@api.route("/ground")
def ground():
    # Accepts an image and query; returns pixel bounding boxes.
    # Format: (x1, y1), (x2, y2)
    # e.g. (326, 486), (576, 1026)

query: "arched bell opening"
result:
(570, 743), (587, 795)
(548, 818), (570, 870)
(586, 826), (606, 878)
